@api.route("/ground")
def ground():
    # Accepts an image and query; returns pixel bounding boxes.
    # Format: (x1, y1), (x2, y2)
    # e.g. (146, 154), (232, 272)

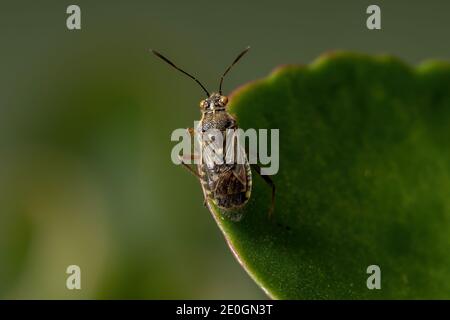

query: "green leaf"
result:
(208, 52), (450, 299)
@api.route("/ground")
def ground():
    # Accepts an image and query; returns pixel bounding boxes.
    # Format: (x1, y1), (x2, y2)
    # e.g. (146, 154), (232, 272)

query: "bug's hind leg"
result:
(251, 164), (276, 219)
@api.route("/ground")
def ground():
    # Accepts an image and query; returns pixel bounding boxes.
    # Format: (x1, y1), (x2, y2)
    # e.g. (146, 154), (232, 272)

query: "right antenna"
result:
(218, 46), (250, 95)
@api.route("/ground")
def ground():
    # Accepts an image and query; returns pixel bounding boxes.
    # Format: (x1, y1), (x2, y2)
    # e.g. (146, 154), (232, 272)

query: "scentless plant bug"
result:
(151, 47), (275, 221)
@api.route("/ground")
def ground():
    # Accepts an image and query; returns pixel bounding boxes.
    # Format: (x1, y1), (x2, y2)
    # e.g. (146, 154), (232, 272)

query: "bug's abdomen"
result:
(201, 163), (252, 210)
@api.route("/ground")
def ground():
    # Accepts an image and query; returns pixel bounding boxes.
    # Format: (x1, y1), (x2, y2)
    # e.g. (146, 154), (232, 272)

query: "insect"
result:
(151, 47), (275, 220)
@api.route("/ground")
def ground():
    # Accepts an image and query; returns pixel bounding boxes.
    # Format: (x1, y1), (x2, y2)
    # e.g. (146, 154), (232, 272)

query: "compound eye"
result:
(219, 96), (228, 106)
(200, 100), (208, 109)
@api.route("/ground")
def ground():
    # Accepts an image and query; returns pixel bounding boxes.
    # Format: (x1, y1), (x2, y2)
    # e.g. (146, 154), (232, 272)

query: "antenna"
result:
(150, 49), (210, 97)
(219, 46), (250, 95)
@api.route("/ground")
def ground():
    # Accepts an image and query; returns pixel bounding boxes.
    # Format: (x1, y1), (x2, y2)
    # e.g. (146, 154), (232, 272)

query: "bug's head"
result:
(199, 93), (228, 112)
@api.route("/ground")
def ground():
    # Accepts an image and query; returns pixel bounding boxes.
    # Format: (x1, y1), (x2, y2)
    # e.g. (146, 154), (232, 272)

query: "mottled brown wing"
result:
(231, 162), (247, 188)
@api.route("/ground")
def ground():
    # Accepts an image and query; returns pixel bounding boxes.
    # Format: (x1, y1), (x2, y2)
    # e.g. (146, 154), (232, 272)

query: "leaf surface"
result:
(209, 53), (450, 299)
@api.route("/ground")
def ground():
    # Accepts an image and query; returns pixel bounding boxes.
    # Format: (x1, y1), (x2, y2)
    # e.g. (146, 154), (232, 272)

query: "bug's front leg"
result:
(251, 164), (276, 219)
(187, 127), (195, 136)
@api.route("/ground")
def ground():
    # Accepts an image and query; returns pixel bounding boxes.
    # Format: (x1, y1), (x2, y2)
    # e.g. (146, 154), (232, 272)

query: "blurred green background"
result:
(0, 0), (449, 299)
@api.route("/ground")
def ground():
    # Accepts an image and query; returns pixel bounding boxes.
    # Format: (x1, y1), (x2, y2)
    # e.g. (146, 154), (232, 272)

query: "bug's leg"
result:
(251, 164), (276, 219)
(178, 154), (201, 179)
(181, 128), (210, 206)
(180, 127), (201, 177)
(178, 153), (210, 207)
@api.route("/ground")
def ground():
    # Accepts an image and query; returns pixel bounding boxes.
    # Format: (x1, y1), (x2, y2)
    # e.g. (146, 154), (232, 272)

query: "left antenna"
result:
(150, 49), (210, 97)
